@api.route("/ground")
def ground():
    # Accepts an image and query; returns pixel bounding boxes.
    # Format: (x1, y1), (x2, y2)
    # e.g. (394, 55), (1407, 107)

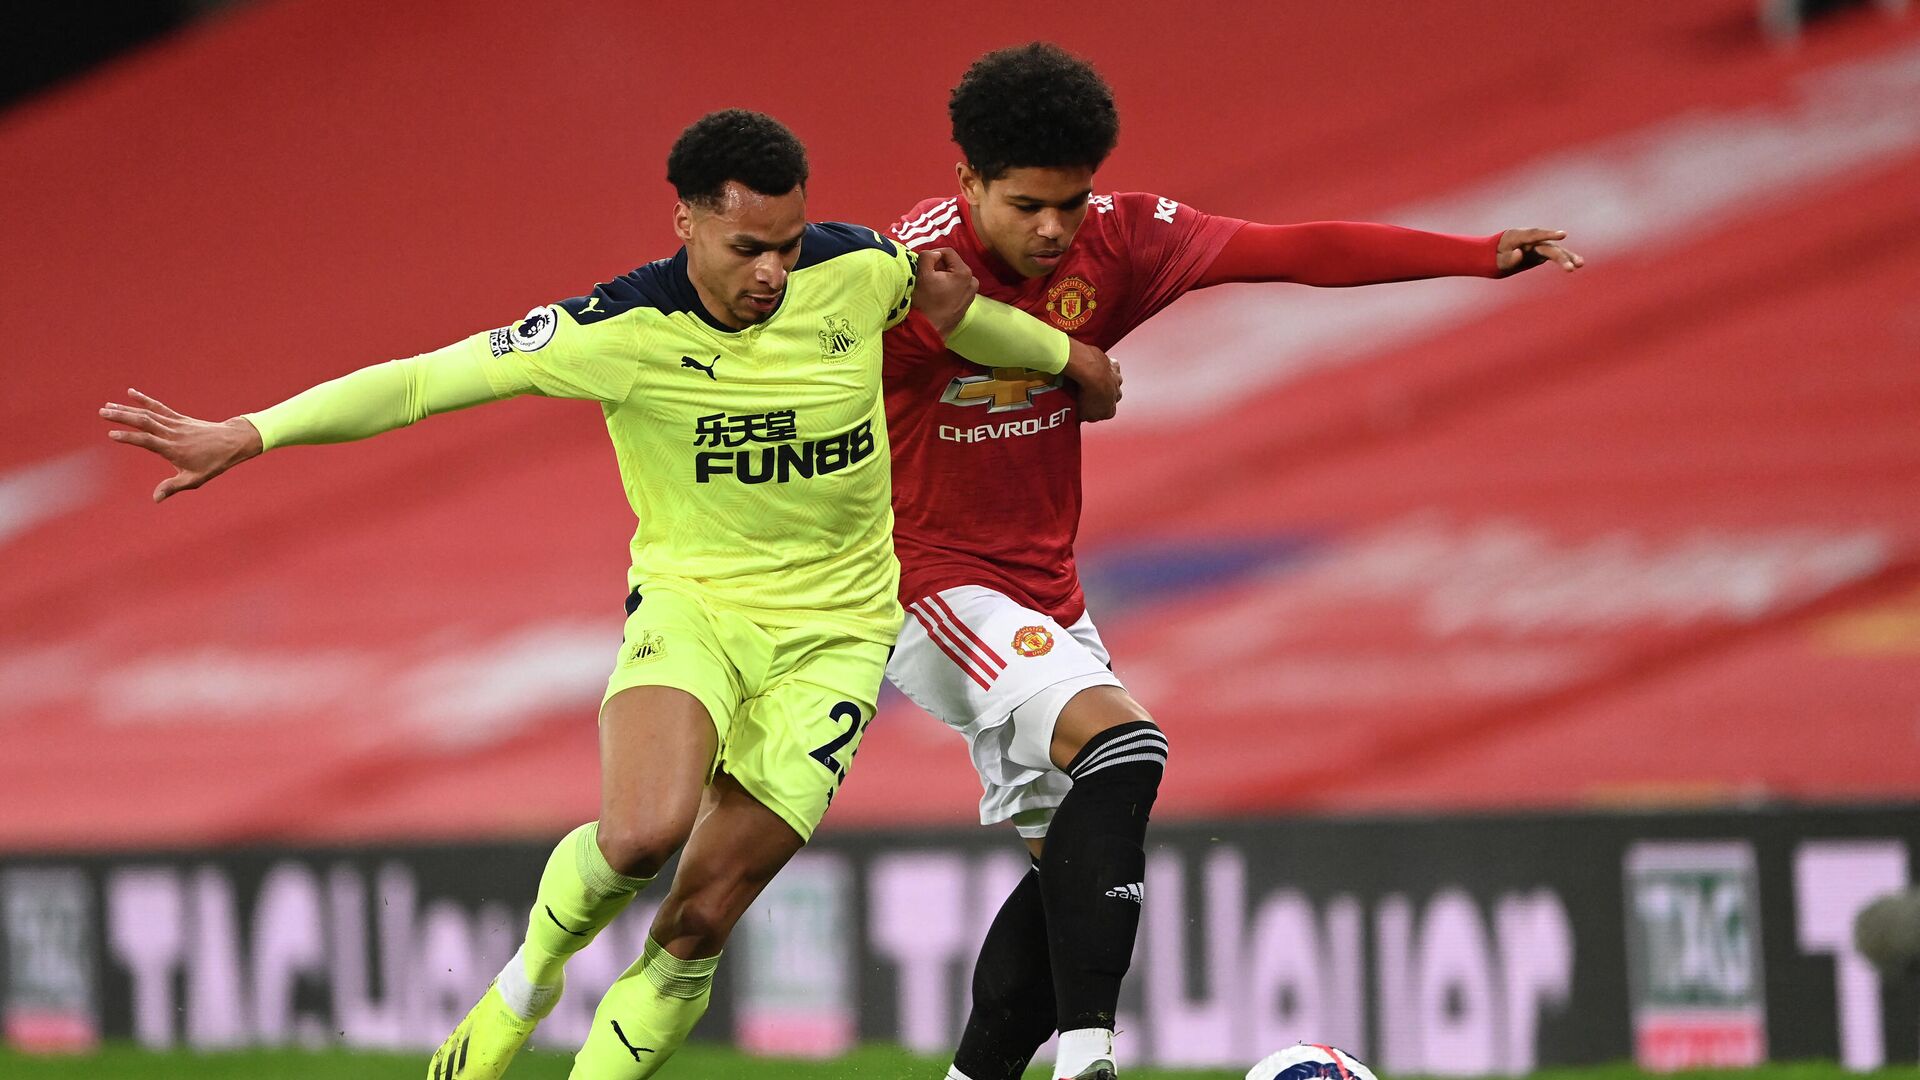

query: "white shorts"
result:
(886, 585), (1123, 838)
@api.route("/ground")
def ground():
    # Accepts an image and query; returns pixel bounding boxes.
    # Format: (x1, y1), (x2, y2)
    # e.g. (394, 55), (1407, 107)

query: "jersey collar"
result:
(667, 249), (784, 334)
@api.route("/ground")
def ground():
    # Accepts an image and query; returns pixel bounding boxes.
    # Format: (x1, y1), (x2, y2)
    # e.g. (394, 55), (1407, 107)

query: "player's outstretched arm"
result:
(101, 334), (528, 503)
(101, 390), (263, 503)
(1195, 221), (1584, 288)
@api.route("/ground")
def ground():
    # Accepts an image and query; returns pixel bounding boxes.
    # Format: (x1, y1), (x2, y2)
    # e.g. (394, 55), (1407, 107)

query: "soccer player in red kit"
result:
(880, 44), (1583, 1080)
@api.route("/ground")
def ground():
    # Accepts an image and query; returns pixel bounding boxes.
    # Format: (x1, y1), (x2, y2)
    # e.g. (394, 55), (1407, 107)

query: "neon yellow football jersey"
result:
(249, 223), (916, 642)
(245, 221), (1070, 644)
(501, 223), (917, 642)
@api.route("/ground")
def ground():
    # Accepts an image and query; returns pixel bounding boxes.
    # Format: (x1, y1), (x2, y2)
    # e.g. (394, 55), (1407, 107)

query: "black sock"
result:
(952, 863), (1057, 1080)
(1040, 719), (1168, 1033)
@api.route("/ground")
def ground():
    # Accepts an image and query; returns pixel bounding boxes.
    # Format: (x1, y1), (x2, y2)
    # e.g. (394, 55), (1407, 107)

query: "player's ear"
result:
(672, 200), (694, 243)
(957, 162), (985, 206)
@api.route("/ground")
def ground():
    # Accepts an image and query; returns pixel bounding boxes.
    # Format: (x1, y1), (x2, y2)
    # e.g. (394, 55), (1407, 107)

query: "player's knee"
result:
(1065, 718), (1168, 805)
(595, 817), (691, 879)
(654, 887), (746, 954)
(1050, 686), (1156, 770)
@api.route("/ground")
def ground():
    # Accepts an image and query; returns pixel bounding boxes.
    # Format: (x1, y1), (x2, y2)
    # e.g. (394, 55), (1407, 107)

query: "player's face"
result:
(675, 181), (807, 329)
(960, 164), (1096, 279)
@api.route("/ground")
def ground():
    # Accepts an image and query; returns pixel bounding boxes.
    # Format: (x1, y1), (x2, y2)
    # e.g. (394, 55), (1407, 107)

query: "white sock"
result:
(1055, 1027), (1115, 1078)
(495, 945), (563, 1021)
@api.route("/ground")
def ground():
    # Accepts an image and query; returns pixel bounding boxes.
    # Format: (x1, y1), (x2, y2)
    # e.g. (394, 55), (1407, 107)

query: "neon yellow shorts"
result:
(602, 582), (892, 841)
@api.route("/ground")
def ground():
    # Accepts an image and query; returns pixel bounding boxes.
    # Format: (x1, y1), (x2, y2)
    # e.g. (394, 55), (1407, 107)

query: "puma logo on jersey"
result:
(681, 355), (719, 380)
(580, 295), (605, 316)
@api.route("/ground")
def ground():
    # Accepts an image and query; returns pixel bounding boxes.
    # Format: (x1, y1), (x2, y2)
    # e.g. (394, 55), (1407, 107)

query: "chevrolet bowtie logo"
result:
(940, 367), (1061, 412)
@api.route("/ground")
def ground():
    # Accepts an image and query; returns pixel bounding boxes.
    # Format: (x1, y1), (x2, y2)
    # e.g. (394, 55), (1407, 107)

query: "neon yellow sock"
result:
(570, 937), (719, 1079)
(523, 822), (650, 986)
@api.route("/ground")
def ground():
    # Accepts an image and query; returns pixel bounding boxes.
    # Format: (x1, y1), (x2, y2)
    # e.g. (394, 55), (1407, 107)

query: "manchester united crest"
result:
(1043, 276), (1098, 331)
(1012, 625), (1056, 658)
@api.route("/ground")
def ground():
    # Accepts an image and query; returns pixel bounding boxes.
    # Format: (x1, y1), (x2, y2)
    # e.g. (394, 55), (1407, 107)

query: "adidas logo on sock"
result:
(1104, 882), (1144, 904)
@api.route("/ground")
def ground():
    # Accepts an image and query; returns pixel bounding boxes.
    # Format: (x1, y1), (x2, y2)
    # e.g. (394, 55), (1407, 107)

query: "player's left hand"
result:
(1064, 338), (1123, 423)
(1496, 228), (1584, 274)
(912, 247), (980, 338)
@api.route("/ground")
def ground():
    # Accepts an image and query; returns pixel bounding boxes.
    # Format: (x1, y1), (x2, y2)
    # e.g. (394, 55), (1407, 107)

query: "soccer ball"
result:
(1246, 1043), (1380, 1080)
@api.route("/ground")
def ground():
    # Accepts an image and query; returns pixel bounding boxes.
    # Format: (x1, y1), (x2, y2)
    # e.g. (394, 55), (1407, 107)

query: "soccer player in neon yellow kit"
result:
(100, 109), (1120, 1079)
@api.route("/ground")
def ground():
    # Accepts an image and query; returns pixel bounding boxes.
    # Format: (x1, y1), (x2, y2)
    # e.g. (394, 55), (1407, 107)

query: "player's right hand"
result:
(912, 247), (981, 339)
(100, 389), (264, 502)
(1064, 339), (1122, 422)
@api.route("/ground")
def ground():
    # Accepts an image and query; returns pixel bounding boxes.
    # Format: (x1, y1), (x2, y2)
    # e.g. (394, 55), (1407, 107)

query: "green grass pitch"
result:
(3, 1046), (1919, 1080)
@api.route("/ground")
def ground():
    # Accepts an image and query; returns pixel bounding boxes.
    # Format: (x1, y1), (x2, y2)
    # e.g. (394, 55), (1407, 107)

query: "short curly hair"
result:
(949, 43), (1118, 181)
(667, 109), (809, 208)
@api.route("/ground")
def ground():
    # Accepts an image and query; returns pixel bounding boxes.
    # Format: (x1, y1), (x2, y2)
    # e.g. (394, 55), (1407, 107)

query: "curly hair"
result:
(949, 42), (1118, 180)
(667, 109), (809, 207)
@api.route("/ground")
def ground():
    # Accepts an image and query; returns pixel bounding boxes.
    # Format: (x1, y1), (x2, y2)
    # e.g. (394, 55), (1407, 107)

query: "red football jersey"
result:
(883, 192), (1245, 625)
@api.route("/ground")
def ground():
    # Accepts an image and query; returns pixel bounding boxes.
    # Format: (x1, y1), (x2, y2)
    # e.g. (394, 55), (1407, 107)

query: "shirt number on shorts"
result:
(808, 700), (867, 784)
